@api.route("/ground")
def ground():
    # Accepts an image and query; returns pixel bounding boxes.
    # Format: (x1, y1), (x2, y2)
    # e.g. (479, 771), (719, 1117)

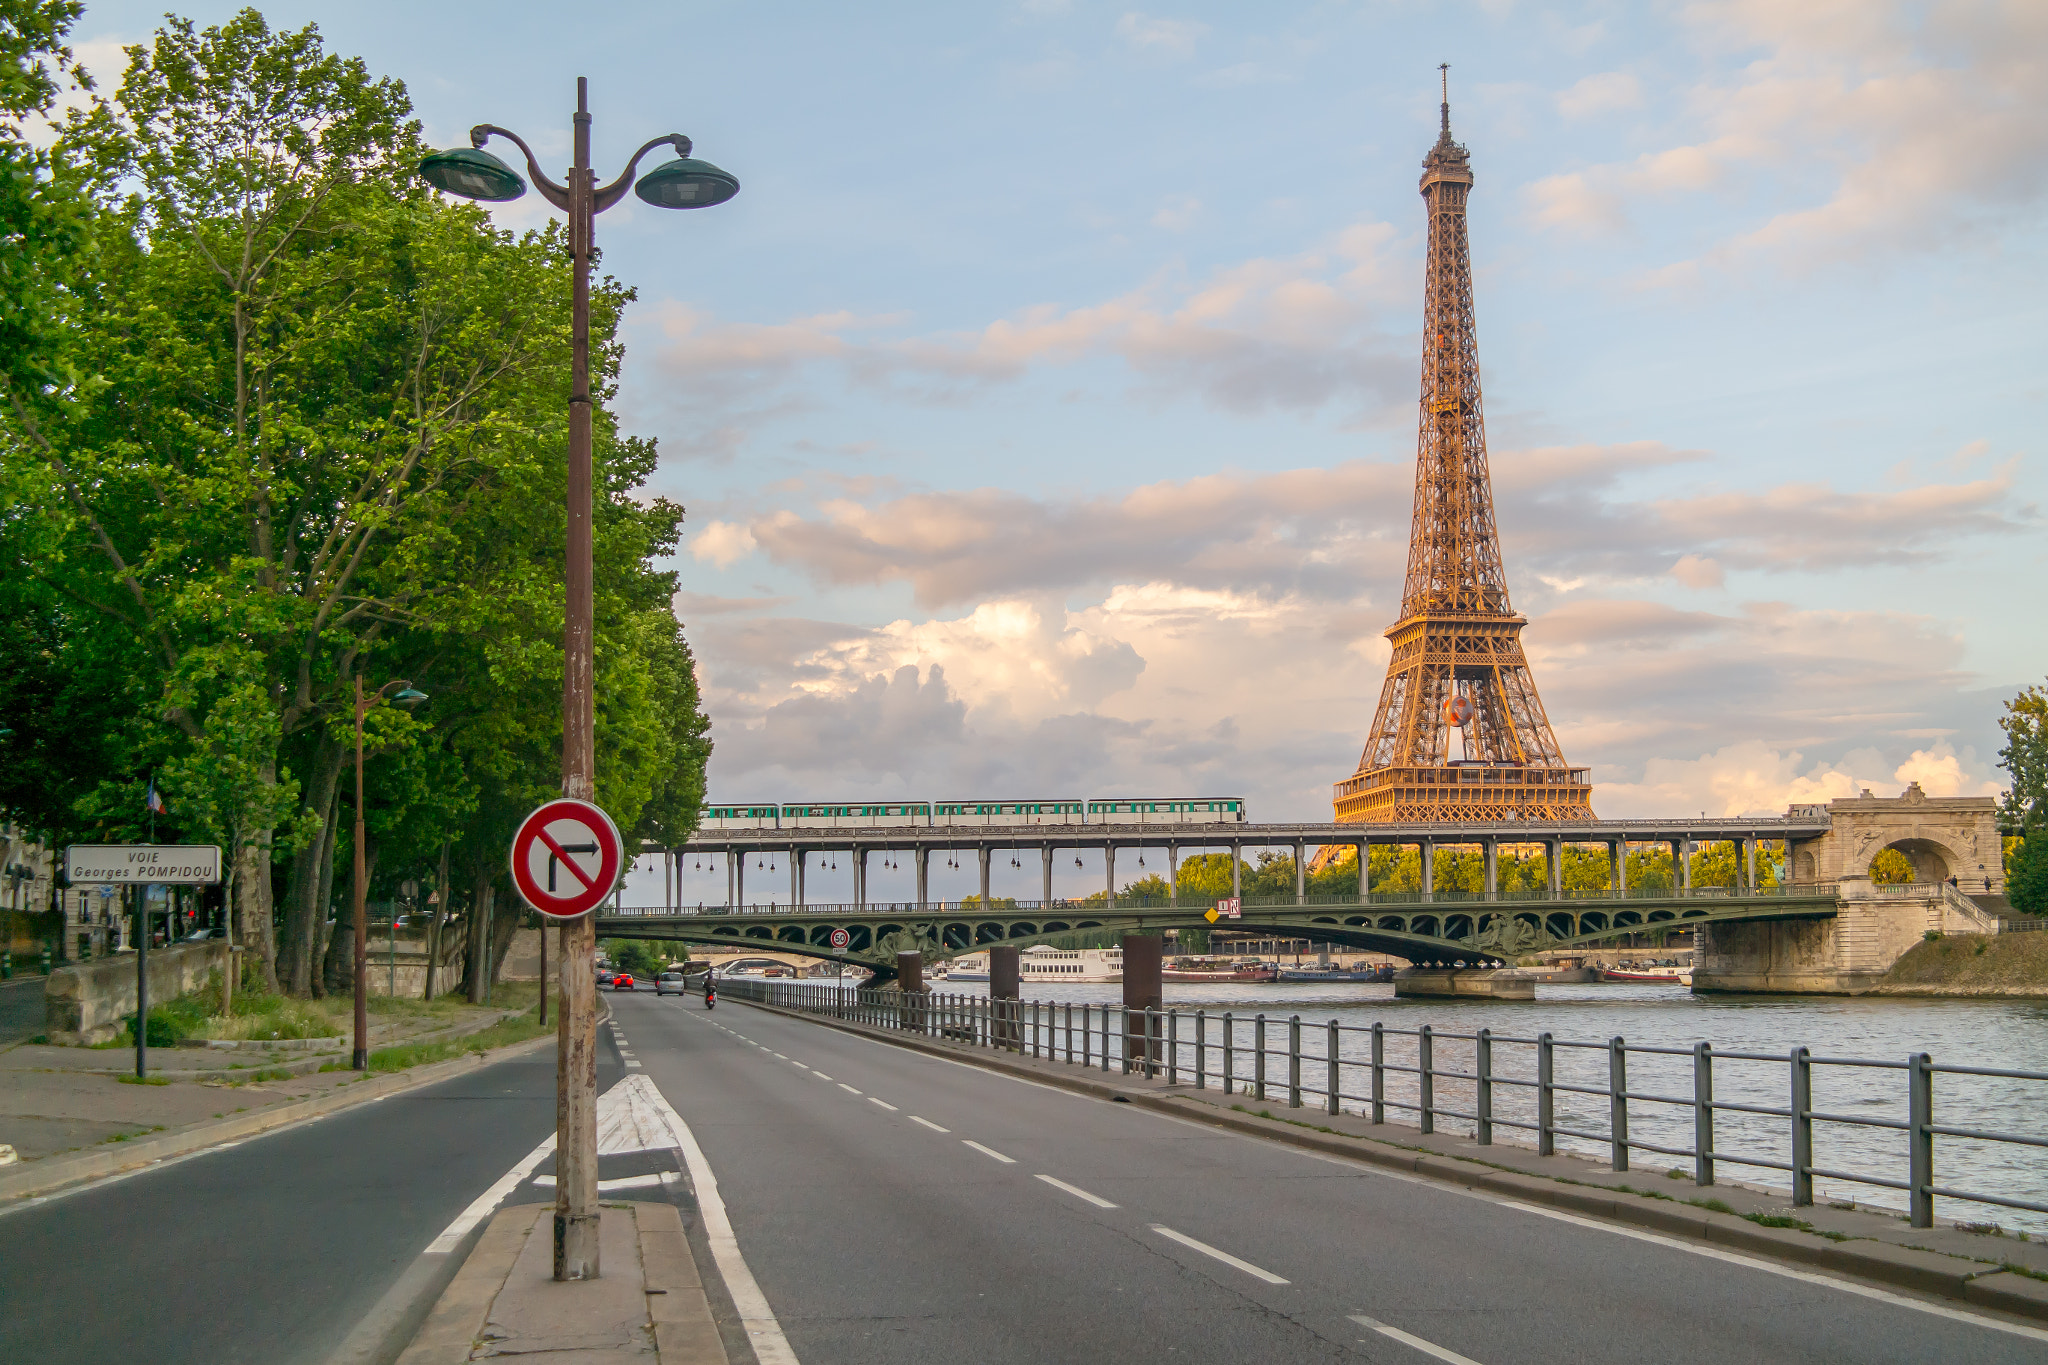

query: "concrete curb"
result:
(732, 996), (2048, 1326)
(0, 1028), (555, 1206)
(397, 1203), (543, 1365)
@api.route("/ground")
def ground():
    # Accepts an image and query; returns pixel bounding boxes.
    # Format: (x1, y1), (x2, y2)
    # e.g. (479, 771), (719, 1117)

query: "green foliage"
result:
(2003, 682), (2048, 914)
(0, 11), (710, 991)
(1870, 847), (1915, 884)
(2008, 834), (2048, 916)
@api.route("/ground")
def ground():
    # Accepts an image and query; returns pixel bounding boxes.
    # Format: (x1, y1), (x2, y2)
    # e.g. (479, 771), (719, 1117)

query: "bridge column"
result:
(1294, 841), (1306, 901)
(1546, 839), (1562, 898)
(1358, 842), (1369, 905)
(1168, 843), (1178, 907)
(1420, 839), (1435, 900)
(790, 847), (799, 907)
(990, 945), (1021, 1051)
(915, 847), (929, 909)
(735, 851), (745, 909)
(1122, 933), (1163, 1074)
(1231, 843), (1242, 898)
(1040, 845), (1052, 906)
(978, 845), (991, 906)
(855, 849), (867, 909)
(1105, 844), (1116, 905)
(1484, 840), (1498, 900)
(1670, 839), (1691, 896)
(1611, 840), (1626, 893)
(1744, 836), (1757, 892)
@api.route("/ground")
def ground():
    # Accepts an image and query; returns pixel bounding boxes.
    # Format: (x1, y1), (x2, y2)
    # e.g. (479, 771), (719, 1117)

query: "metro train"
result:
(698, 797), (1246, 830)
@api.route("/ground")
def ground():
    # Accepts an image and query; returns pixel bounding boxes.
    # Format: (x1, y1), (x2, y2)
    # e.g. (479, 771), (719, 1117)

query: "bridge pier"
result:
(1294, 841), (1305, 900)
(1358, 841), (1368, 905)
(854, 850), (866, 908)
(1122, 933), (1162, 1073)
(791, 848), (800, 907)
(734, 853), (744, 909)
(979, 845), (991, 906)
(1231, 843), (1241, 898)
(1421, 839), (1435, 899)
(1039, 846), (1051, 905)
(1546, 838), (1562, 897)
(1483, 840), (1498, 899)
(1105, 844), (1116, 904)
(916, 848), (929, 909)
(1168, 843), (1178, 906)
(1610, 840), (1626, 893)
(991, 945), (1020, 1050)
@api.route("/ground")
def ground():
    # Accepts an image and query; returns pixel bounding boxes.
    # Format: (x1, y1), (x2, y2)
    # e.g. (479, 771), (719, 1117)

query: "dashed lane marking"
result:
(1034, 1174), (1117, 1209)
(868, 1098), (899, 1111)
(1151, 1225), (1289, 1285)
(1349, 1315), (1484, 1364)
(909, 1116), (950, 1133)
(838, 1083), (862, 1095)
(963, 1140), (1016, 1165)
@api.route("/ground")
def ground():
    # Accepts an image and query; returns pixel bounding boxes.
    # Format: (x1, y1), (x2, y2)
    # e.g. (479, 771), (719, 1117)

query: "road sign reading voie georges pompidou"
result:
(510, 798), (624, 919)
(64, 845), (222, 884)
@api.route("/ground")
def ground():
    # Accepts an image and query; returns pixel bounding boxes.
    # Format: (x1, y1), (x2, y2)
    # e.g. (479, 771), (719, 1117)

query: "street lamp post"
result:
(419, 78), (737, 1282)
(352, 677), (426, 1070)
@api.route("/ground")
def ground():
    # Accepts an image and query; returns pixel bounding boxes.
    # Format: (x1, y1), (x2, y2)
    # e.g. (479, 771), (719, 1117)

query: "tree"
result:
(2000, 682), (2047, 914)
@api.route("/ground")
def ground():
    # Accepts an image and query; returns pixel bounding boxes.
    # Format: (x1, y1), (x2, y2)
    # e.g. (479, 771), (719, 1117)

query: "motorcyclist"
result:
(703, 978), (717, 1009)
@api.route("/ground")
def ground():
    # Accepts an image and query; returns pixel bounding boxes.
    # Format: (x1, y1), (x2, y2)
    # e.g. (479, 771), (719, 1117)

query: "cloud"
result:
(1115, 12), (1208, 59)
(1597, 739), (2004, 817)
(645, 220), (1414, 428)
(1556, 71), (1643, 119)
(689, 520), (758, 569)
(727, 443), (2028, 609)
(1152, 194), (1201, 231)
(1526, 0), (2048, 272)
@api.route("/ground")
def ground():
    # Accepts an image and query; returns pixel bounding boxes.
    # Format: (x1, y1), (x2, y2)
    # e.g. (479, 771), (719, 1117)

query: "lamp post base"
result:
(554, 1210), (601, 1280)
(351, 1048), (367, 1070)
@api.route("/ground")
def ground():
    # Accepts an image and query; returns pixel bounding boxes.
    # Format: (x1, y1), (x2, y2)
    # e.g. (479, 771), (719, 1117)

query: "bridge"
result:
(610, 788), (2012, 991)
(598, 884), (1841, 979)
(651, 812), (1833, 910)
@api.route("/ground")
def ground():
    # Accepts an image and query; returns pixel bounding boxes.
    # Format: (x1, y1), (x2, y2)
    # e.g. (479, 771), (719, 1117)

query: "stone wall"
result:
(45, 941), (229, 1044)
(1788, 784), (2005, 894)
(1694, 876), (2005, 994)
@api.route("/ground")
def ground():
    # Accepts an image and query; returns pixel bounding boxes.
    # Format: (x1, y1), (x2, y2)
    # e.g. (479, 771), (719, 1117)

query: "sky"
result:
(59, 2), (2048, 899)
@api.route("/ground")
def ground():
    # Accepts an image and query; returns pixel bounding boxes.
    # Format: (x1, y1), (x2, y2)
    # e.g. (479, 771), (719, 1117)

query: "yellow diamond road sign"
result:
(1204, 908), (1220, 923)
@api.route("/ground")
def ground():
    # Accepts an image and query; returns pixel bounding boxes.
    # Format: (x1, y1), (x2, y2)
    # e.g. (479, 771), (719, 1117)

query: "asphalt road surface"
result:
(0, 975), (46, 1043)
(0, 1042), (613, 1365)
(620, 990), (2047, 1365)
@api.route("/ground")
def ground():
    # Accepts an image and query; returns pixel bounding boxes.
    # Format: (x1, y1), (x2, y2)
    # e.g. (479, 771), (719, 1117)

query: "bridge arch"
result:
(1870, 836), (1966, 886)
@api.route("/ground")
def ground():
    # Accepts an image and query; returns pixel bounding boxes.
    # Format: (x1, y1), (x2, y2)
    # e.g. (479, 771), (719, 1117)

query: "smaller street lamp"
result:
(353, 678), (427, 1070)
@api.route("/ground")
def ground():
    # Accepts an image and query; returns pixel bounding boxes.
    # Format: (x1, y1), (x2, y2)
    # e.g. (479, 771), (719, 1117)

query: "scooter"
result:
(703, 986), (717, 1010)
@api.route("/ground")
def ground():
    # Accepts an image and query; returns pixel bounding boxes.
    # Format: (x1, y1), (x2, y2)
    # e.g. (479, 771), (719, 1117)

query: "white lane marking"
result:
(812, 1073), (833, 1081)
(838, 1083), (861, 1095)
(1285, 1151), (2048, 1347)
(648, 1075), (802, 1364)
(1151, 1225), (1289, 1285)
(909, 1116), (950, 1133)
(626, 1061), (644, 1069)
(1350, 1314), (1483, 1364)
(772, 1052), (788, 1059)
(1035, 1174), (1117, 1209)
(427, 1131), (556, 1253)
(963, 1140), (1016, 1165)
(868, 1098), (899, 1112)
(530, 1172), (674, 1192)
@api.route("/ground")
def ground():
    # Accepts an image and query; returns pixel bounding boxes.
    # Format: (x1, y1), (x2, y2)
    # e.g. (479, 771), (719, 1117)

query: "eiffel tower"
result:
(1332, 70), (1593, 823)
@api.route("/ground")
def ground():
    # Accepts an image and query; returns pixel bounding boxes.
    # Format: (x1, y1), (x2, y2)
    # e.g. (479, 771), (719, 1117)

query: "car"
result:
(612, 973), (635, 990)
(597, 968), (616, 985)
(655, 971), (686, 996)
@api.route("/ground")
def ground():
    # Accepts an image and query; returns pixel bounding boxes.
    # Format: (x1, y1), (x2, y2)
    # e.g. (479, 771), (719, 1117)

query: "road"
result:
(619, 990), (2045, 1365)
(0, 1042), (614, 1365)
(0, 975), (45, 1043)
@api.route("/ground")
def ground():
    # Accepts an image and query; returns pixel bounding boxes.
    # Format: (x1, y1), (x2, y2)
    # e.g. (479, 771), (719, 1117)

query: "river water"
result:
(897, 979), (2048, 1232)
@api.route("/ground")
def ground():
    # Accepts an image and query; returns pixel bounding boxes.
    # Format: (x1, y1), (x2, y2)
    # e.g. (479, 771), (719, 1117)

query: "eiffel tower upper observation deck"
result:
(1333, 73), (1594, 823)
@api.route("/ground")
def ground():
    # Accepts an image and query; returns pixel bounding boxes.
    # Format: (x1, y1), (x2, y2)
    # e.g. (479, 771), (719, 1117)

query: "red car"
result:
(612, 973), (635, 990)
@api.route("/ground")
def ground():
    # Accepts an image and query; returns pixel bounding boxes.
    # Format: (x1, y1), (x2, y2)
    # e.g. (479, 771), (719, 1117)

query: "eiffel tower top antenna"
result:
(1440, 62), (1450, 134)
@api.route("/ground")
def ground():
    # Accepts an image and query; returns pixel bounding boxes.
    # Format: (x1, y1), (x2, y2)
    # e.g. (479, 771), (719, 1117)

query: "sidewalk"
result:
(733, 994), (2048, 1326)
(399, 1202), (726, 1363)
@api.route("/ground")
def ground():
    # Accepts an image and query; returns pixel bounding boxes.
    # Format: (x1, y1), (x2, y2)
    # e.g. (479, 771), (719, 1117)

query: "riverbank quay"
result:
(398, 1201), (725, 1364)
(1869, 932), (2048, 997)
(726, 990), (2048, 1326)
(0, 1002), (554, 1204)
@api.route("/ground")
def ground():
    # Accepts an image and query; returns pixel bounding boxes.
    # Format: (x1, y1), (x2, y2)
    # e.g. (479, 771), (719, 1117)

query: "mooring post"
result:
(1122, 932), (1163, 1075)
(896, 950), (924, 1035)
(990, 944), (1021, 1052)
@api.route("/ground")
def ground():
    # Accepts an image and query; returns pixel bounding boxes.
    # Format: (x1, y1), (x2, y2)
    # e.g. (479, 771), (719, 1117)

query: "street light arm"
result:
(593, 134), (692, 213)
(470, 124), (571, 210)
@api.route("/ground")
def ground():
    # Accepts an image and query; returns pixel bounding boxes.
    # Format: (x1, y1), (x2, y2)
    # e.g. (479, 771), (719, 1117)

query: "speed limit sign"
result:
(829, 928), (850, 949)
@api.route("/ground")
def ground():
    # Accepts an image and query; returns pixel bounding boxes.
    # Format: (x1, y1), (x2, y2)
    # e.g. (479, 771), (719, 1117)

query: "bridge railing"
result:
(707, 976), (2048, 1232)
(610, 882), (1838, 918)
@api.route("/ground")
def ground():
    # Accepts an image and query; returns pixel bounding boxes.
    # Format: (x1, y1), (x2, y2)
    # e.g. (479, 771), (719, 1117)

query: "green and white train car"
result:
(779, 803), (933, 828)
(700, 803), (782, 830)
(1085, 797), (1247, 824)
(932, 800), (1087, 826)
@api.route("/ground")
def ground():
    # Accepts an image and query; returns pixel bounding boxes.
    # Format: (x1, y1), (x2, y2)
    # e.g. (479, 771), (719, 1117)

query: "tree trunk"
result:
(324, 834), (373, 996)
(236, 837), (278, 992)
(487, 882), (520, 991)
(308, 799), (339, 996)
(423, 841), (451, 1000)
(464, 867), (494, 1004)
(278, 739), (346, 994)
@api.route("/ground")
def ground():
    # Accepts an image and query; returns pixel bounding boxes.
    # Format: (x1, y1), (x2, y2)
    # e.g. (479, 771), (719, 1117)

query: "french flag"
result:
(145, 775), (165, 815)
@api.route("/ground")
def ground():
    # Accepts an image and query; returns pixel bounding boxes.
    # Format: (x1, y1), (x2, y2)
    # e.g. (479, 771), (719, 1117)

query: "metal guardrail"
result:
(612, 883), (1839, 918)
(709, 977), (2048, 1229)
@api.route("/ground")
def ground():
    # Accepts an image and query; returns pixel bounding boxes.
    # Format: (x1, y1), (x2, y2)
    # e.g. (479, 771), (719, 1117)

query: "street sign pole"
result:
(134, 884), (147, 1079)
(62, 846), (222, 1080)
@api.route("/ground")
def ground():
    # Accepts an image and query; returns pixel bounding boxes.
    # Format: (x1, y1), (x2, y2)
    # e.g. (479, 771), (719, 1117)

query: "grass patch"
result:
(116, 1074), (169, 1086)
(1688, 1197), (1735, 1214)
(1666, 1167), (1689, 1180)
(362, 1005), (550, 1074)
(1746, 1212), (1812, 1230)
(1615, 1183), (1674, 1202)
(1999, 1261), (2048, 1283)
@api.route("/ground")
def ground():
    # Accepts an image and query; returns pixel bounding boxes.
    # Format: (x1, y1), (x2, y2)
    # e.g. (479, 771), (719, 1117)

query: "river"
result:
(895, 978), (2048, 1233)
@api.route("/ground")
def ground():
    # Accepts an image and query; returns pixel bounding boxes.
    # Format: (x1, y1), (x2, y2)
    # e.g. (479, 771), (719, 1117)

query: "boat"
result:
(1162, 956), (1240, 982)
(1276, 965), (1395, 983)
(1599, 962), (1692, 985)
(1229, 959), (1279, 982)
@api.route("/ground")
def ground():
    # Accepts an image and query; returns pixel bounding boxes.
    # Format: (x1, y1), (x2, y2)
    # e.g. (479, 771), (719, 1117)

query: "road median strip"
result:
(727, 992), (2048, 1328)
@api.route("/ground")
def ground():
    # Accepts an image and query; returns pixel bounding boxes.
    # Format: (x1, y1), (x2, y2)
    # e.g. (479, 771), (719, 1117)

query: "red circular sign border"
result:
(509, 798), (624, 920)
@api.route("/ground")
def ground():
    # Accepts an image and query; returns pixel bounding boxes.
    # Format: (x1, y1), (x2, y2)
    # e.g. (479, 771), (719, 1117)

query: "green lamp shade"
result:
(393, 687), (428, 706)
(419, 148), (526, 202)
(635, 157), (740, 209)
